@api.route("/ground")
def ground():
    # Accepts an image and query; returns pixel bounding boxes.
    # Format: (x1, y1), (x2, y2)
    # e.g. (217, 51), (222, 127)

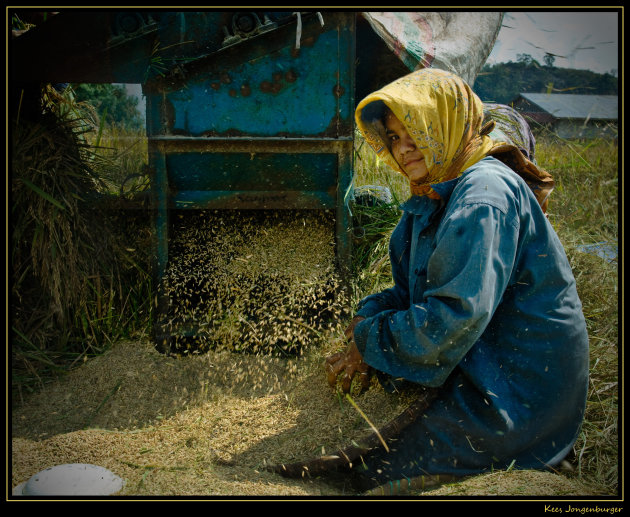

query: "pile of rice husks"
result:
(157, 209), (350, 356)
(11, 340), (604, 498)
(11, 340), (420, 496)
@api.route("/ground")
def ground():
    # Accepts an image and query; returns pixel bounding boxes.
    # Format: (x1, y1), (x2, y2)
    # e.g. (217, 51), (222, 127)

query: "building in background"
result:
(511, 93), (618, 139)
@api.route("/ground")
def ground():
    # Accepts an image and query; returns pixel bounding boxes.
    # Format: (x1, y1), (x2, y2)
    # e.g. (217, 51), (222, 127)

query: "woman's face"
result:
(385, 111), (429, 184)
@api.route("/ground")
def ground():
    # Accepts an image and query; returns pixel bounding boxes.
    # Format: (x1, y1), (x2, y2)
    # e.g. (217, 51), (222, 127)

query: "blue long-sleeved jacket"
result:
(353, 157), (589, 480)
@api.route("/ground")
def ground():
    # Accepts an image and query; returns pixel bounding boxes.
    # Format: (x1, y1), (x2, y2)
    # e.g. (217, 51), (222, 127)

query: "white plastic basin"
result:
(13, 464), (124, 496)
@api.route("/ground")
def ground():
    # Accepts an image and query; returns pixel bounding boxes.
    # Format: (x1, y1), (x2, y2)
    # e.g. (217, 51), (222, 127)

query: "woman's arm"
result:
(355, 199), (519, 387)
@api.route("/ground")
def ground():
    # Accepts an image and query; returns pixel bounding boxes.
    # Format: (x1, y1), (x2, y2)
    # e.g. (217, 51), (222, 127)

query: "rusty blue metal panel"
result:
(166, 30), (344, 136)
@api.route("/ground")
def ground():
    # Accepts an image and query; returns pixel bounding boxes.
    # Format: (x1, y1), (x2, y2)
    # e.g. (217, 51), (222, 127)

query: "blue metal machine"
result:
(141, 12), (356, 347)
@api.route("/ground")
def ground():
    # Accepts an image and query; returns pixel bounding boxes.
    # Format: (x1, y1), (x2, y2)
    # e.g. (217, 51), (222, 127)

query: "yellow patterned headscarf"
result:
(355, 69), (554, 209)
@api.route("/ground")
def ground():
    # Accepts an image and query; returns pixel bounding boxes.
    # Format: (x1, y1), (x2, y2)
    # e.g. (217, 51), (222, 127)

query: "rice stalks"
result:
(10, 86), (153, 399)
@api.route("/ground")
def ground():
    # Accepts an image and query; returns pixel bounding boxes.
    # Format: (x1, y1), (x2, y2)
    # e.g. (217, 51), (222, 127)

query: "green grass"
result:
(351, 131), (619, 495)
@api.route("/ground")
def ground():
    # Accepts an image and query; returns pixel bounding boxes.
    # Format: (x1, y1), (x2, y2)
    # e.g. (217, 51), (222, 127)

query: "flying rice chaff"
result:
(157, 208), (351, 357)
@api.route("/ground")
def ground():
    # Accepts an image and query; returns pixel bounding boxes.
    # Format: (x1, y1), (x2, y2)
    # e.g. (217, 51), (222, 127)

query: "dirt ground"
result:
(11, 339), (605, 499)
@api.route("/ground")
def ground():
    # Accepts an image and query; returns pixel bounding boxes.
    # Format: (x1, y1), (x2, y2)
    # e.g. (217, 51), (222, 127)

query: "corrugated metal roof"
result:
(518, 93), (618, 120)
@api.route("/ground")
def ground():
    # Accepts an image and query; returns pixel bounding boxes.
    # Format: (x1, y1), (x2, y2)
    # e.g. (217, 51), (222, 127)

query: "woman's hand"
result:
(343, 315), (366, 341)
(325, 316), (370, 393)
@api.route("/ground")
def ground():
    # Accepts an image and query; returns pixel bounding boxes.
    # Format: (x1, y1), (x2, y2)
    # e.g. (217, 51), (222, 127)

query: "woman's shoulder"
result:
(450, 157), (527, 213)
(462, 156), (522, 185)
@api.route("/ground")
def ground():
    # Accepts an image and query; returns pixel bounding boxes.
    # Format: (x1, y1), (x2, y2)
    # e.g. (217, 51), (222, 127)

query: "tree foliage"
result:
(71, 83), (144, 130)
(474, 57), (618, 105)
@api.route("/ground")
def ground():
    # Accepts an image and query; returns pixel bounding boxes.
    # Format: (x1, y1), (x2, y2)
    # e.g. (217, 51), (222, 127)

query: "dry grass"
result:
(535, 136), (619, 496)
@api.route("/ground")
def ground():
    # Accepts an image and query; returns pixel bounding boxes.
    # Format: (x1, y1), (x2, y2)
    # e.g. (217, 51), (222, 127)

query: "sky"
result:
(487, 11), (620, 76)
